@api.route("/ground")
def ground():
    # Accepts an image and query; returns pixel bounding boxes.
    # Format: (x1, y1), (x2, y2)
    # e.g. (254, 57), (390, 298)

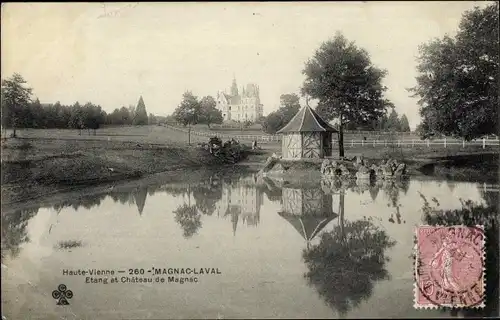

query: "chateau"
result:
(216, 78), (264, 122)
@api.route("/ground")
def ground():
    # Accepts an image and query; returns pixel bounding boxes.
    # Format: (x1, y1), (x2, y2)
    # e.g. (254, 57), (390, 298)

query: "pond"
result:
(1, 172), (498, 319)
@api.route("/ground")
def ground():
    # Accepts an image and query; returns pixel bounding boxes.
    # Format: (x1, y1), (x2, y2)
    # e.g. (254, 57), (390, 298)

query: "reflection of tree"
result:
(53, 194), (106, 212)
(192, 182), (222, 216)
(1, 207), (39, 261)
(109, 192), (132, 205)
(173, 204), (202, 239)
(381, 179), (409, 224)
(420, 194), (498, 317)
(302, 210), (396, 315)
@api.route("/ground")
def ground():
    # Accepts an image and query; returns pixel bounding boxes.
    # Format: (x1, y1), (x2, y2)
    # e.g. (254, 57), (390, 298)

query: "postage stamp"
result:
(414, 225), (485, 309)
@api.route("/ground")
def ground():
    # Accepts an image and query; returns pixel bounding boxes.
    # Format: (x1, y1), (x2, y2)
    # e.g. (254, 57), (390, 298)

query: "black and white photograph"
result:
(1, 2), (498, 319)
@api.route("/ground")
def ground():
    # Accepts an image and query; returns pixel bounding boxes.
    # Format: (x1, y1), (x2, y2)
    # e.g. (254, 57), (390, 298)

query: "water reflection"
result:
(1, 173), (499, 318)
(1, 208), (39, 261)
(302, 210), (396, 316)
(278, 186), (337, 250)
(173, 204), (202, 239)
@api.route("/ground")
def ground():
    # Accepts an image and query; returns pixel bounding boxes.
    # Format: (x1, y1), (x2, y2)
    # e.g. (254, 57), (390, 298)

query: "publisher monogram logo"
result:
(52, 284), (73, 305)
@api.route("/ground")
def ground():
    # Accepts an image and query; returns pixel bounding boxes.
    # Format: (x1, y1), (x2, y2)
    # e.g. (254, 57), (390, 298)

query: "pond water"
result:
(1, 173), (498, 319)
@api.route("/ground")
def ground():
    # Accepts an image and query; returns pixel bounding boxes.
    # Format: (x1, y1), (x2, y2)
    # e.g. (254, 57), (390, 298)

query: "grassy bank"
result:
(1, 136), (254, 207)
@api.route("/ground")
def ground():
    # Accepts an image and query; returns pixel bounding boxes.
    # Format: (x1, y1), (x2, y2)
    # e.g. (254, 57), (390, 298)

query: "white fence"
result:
(336, 138), (499, 149)
(164, 124), (499, 149)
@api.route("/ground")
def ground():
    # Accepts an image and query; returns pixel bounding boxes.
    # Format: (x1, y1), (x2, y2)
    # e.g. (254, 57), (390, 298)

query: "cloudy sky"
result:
(1, 1), (491, 129)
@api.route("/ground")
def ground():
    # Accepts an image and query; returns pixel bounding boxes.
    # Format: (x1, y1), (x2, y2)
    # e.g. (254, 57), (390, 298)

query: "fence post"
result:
(411, 139), (414, 147)
(397, 140), (400, 147)
(427, 140), (430, 147)
(361, 139), (364, 146)
(462, 140), (465, 148)
(384, 140), (387, 146)
(373, 140), (375, 147)
(483, 138), (486, 149)
(351, 140), (354, 147)
(444, 138), (447, 148)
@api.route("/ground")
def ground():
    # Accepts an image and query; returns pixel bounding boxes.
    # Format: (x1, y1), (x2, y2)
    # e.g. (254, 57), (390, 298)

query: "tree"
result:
(399, 114), (411, 132)
(68, 102), (85, 134)
(262, 93), (302, 134)
(409, 3), (499, 140)
(173, 91), (201, 145)
(385, 108), (401, 131)
(280, 93), (301, 110)
(262, 112), (285, 134)
(302, 32), (391, 158)
(133, 96), (148, 125)
(199, 96), (223, 128)
(1, 73), (33, 137)
(83, 103), (106, 135)
(173, 91), (201, 127)
(148, 113), (157, 125)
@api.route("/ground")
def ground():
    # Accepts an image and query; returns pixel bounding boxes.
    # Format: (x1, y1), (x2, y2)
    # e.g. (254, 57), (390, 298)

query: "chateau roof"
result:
(277, 105), (338, 134)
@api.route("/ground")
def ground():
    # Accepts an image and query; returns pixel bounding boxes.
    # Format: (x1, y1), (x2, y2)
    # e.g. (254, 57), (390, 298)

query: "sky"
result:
(1, 1), (492, 129)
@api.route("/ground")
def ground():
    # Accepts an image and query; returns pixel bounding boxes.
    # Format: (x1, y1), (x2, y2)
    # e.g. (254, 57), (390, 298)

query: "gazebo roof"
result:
(278, 213), (337, 242)
(277, 105), (338, 134)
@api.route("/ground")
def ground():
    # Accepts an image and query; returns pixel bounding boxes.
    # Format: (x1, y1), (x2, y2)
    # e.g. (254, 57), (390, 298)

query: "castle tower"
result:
(231, 77), (239, 97)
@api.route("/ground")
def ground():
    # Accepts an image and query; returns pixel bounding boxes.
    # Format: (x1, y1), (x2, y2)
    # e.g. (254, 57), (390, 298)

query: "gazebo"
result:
(277, 105), (338, 159)
(278, 187), (337, 249)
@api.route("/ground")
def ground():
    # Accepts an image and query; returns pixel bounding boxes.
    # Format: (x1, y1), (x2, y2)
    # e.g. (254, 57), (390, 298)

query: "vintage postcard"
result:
(1, 2), (498, 319)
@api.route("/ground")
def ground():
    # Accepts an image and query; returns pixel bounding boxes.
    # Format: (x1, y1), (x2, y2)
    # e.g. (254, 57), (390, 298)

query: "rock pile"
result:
(321, 157), (407, 180)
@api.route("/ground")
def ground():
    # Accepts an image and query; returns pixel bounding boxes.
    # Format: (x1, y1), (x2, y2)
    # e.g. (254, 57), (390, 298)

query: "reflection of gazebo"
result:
(277, 104), (338, 159)
(278, 187), (337, 248)
(261, 177), (283, 203)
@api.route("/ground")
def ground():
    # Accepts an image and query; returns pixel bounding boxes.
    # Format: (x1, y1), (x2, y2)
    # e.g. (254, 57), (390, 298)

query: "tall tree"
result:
(1, 73), (33, 137)
(409, 3), (499, 140)
(173, 91), (201, 144)
(199, 95), (223, 128)
(302, 32), (391, 157)
(280, 93), (301, 110)
(133, 96), (148, 125)
(399, 114), (411, 132)
(385, 108), (401, 131)
(173, 91), (201, 127)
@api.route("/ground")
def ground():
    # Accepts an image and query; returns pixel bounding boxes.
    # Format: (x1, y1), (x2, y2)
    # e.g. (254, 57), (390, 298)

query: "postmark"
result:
(414, 225), (485, 309)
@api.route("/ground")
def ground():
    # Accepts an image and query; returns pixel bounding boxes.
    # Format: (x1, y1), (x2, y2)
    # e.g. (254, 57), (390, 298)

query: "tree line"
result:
(171, 91), (223, 128)
(261, 93), (411, 134)
(1, 73), (165, 136)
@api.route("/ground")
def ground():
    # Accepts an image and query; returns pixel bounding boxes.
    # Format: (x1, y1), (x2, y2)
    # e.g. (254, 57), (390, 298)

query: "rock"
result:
(321, 159), (331, 174)
(394, 163), (407, 176)
(357, 165), (370, 174)
(356, 155), (364, 166)
(339, 164), (351, 179)
(382, 164), (394, 178)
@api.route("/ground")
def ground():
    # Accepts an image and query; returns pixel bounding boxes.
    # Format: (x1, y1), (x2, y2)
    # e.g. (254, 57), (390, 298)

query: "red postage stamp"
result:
(414, 225), (485, 309)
